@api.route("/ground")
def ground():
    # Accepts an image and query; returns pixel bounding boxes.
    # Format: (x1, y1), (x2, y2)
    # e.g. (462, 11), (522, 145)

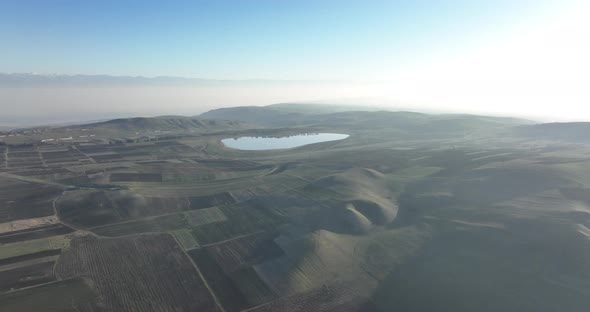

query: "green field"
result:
(0, 235), (70, 260)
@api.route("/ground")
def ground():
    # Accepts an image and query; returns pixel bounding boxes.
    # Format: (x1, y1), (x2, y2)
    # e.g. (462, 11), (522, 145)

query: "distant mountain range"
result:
(0, 73), (343, 87)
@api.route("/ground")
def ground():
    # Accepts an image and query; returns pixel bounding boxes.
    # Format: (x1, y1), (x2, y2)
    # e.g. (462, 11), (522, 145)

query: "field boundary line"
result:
(0, 172), (67, 188)
(86, 202), (241, 233)
(4, 146), (8, 169)
(37, 146), (47, 167)
(200, 230), (266, 248)
(171, 234), (227, 312)
(0, 278), (68, 294)
(86, 210), (189, 232)
(53, 191), (97, 236)
(71, 144), (97, 164)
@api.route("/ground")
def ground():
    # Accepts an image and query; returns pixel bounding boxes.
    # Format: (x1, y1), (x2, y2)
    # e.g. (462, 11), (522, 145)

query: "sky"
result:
(1, 0), (589, 123)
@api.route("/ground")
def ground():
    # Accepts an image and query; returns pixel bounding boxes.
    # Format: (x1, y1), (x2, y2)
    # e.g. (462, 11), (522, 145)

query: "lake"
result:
(221, 133), (349, 150)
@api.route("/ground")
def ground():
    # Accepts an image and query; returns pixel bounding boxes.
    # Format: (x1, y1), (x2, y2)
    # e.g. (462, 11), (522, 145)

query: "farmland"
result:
(1, 104), (590, 311)
(55, 234), (220, 311)
(0, 278), (104, 311)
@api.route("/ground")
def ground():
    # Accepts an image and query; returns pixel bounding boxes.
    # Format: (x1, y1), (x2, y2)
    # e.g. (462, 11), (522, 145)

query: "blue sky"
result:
(1, 0), (589, 122)
(0, 0), (551, 80)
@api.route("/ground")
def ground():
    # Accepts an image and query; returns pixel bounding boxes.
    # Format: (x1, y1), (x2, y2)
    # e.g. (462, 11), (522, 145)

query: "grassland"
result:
(1, 105), (590, 311)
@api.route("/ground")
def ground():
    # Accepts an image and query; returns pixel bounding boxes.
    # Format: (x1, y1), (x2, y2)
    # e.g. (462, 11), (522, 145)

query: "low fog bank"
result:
(0, 83), (380, 127)
(2, 80), (588, 128)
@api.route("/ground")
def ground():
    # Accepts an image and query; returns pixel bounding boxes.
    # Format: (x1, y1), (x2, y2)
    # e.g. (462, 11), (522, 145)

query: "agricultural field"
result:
(0, 278), (105, 312)
(1, 104), (590, 311)
(55, 234), (220, 311)
(0, 177), (63, 223)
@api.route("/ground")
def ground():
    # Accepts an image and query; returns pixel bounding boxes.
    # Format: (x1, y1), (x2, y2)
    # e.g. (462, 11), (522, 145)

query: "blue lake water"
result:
(221, 133), (349, 150)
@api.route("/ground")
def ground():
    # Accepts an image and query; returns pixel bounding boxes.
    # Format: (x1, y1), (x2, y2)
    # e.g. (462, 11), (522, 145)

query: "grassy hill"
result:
(3, 104), (590, 311)
(73, 116), (243, 132)
(201, 104), (531, 138)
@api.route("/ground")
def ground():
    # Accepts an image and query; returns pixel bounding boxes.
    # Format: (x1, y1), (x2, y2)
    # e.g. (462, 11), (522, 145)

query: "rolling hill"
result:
(515, 122), (590, 143)
(201, 104), (532, 138)
(74, 116), (244, 133)
(2, 104), (590, 311)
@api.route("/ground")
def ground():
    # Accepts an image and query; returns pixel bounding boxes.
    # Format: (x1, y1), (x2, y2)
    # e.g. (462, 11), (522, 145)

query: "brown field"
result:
(0, 216), (59, 234)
